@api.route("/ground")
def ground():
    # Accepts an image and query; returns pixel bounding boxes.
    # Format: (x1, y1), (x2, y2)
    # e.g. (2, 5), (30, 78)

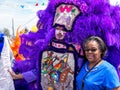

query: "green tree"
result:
(3, 28), (11, 37)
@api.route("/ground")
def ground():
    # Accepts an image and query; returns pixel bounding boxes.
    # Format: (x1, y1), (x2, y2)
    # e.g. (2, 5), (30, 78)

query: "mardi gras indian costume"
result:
(0, 34), (15, 90)
(36, 0), (120, 78)
(11, 0), (120, 90)
(38, 3), (82, 90)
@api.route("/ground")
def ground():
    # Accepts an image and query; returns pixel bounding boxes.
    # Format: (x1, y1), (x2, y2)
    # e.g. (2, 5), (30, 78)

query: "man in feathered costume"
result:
(36, 0), (120, 77)
(9, 0), (120, 90)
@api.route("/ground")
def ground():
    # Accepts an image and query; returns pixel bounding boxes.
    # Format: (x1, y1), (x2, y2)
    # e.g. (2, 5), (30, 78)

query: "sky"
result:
(0, 0), (120, 36)
(0, 0), (48, 35)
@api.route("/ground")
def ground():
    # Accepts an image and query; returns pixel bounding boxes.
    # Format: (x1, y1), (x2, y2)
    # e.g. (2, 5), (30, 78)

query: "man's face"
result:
(55, 27), (66, 40)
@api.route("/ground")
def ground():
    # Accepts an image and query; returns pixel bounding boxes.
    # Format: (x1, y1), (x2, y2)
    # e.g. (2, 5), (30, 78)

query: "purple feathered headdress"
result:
(19, 0), (120, 77)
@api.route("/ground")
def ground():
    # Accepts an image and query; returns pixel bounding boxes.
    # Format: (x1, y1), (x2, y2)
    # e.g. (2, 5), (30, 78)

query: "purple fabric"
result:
(13, 44), (40, 90)
(13, 59), (38, 90)
(22, 70), (36, 83)
(13, 28), (46, 90)
(78, 58), (84, 69)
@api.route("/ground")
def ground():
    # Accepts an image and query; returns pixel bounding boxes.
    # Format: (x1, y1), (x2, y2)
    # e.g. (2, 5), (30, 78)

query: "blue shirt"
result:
(76, 60), (120, 90)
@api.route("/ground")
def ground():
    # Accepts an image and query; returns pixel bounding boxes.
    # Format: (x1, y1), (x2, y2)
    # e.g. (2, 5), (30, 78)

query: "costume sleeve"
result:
(22, 69), (37, 83)
(104, 66), (120, 89)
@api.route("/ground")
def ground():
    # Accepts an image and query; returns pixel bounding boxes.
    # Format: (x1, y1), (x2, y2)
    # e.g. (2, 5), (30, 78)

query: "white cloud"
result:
(0, 0), (48, 35)
(110, 0), (120, 6)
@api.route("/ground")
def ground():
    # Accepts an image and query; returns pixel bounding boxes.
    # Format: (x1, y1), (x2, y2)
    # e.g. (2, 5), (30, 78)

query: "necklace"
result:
(85, 63), (98, 72)
(85, 60), (103, 72)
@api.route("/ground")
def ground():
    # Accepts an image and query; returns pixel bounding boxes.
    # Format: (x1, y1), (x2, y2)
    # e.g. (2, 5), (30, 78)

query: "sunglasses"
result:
(84, 48), (98, 52)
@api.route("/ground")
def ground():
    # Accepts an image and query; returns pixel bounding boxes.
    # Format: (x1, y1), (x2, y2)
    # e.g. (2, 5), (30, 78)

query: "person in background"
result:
(76, 36), (120, 90)
(0, 33), (15, 90)
(8, 25), (46, 90)
(8, 30), (40, 90)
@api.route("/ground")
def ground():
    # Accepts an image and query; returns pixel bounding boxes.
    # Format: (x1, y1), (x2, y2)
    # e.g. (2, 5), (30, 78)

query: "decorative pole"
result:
(12, 18), (14, 36)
